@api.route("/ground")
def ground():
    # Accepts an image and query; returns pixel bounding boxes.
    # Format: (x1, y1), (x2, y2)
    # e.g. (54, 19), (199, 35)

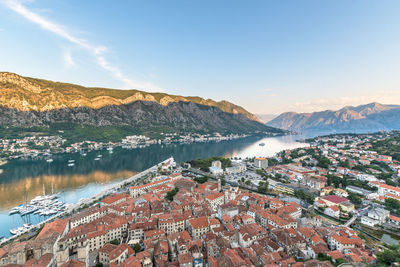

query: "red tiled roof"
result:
(206, 192), (224, 201)
(189, 216), (209, 229)
(379, 183), (400, 193)
(121, 256), (141, 267)
(328, 250), (345, 260)
(36, 218), (69, 240)
(144, 228), (165, 239)
(322, 195), (348, 204)
(87, 230), (107, 239)
(311, 234), (326, 244)
(389, 215), (400, 222)
(24, 253), (53, 267)
(99, 243), (117, 254)
(109, 244), (133, 261)
(178, 253), (193, 264)
(59, 260), (85, 267)
(101, 193), (129, 205)
(327, 205), (340, 212)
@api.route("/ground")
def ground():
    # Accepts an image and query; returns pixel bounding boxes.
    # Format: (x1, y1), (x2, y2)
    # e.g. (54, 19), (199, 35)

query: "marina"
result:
(7, 183), (69, 235)
(0, 156), (175, 246)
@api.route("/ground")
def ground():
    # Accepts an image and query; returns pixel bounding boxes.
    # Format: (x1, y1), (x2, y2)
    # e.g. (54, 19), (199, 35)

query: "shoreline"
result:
(0, 133), (285, 166)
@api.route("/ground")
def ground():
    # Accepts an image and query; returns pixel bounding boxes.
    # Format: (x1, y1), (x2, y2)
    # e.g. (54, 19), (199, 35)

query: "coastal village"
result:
(0, 132), (251, 160)
(0, 132), (400, 266)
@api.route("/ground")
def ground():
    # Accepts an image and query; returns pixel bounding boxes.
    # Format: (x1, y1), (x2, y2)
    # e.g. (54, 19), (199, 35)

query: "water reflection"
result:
(0, 135), (307, 211)
(0, 170), (135, 209)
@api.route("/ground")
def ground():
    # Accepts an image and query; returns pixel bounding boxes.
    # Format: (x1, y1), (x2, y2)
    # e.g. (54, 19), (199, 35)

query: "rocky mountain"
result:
(266, 103), (400, 133)
(0, 72), (282, 134)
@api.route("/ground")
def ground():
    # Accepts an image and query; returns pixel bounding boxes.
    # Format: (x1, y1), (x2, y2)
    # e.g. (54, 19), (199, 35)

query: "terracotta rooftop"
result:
(101, 193), (129, 205)
(120, 256), (141, 267)
(23, 253), (53, 267)
(59, 259), (85, 267)
(322, 195), (349, 204)
(178, 253), (193, 264)
(206, 192), (224, 201)
(327, 250), (345, 260)
(189, 216), (209, 229)
(130, 178), (171, 190)
(99, 243), (117, 254)
(109, 244), (133, 261)
(36, 218), (69, 240)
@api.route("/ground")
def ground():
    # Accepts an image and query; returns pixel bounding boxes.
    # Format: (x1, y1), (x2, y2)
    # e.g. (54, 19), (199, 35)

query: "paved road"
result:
(344, 206), (369, 227)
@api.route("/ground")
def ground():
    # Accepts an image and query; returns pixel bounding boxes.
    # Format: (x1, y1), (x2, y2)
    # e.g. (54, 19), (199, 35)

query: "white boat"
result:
(9, 209), (19, 215)
(9, 204), (23, 215)
(68, 163), (75, 167)
(94, 157), (101, 161)
(10, 227), (24, 235)
(9, 207), (21, 215)
(68, 159), (75, 163)
(46, 158), (53, 163)
(20, 206), (38, 216)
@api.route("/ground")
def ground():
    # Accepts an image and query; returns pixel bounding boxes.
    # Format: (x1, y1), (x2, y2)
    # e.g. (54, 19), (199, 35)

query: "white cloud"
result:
(2, 0), (162, 91)
(63, 50), (75, 67)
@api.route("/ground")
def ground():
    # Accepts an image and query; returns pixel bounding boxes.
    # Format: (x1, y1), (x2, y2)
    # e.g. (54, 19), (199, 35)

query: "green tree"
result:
(316, 156), (330, 169)
(384, 198), (400, 213)
(257, 181), (269, 193)
(339, 160), (350, 168)
(376, 245), (400, 266)
(133, 243), (142, 253)
(294, 189), (315, 204)
(110, 239), (119, 245)
(347, 192), (362, 207)
(317, 253), (333, 262)
(165, 187), (179, 201)
(194, 176), (208, 184)
(221, 178), (226, 186)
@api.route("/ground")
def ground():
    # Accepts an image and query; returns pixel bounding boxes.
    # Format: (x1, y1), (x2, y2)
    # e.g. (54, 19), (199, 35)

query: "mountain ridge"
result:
(266, 102), (400, 132)
(0, 72), (282, 135)
(0, 72), (259, 121)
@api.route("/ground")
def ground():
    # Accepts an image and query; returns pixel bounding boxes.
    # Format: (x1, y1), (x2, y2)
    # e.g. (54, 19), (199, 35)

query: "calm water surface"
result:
(0, 135), (308, 238)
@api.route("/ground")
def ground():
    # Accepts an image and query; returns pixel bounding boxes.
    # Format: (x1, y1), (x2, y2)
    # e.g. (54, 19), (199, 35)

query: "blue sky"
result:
(1, 0), (400, 114)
